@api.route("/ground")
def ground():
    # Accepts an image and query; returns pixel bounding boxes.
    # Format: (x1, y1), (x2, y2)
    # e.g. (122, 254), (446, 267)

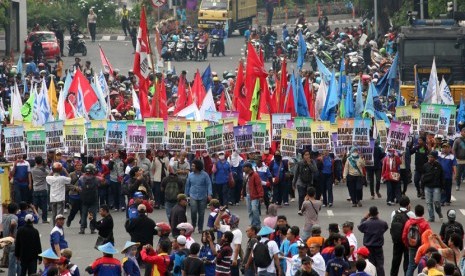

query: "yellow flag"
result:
(48, 78), (58, 117)
(249, 78), (260, 121)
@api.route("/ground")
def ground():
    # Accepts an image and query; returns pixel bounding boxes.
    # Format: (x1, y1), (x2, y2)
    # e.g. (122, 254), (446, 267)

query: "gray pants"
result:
(51, 201), (64, 225)
(456, 163), (465, 188)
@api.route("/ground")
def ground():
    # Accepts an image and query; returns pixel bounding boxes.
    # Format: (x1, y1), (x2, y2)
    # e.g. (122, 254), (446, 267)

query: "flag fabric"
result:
(151, 77), (168, 119)
(21, 85), (35, 122)
(0, 98), (5, 122)
(315, 78), (327, 120)
(137, 81), (151, 118)
(131, 88), (142, 119)
(244, 42), (267, 122)
(338, 58), (346, 99)
(277, 58), (288, 112)
(344, 76), (354, 118)
(364, 82), (376, 117)
(283, 75), (296, 117)
(339, 95), (346, 119)
(99, 45), (114, 76)
(355, 80), (364, 118)
(296, 74), (309, 117)
(458, 97), (465, 125)
(48, 77), (58, 117)
(39, 79), (53, 123)
(200, 89), (217, 120)
(32, 86), (43, 126)
(233, 61), (244, 110)
(396, 87), (404, 107)
(375, 53), (399, 96)
(414, 65), (423, 101)
(423, 58), (439, 104)
(259, 80), (273, 116)
(22, 78), (28, 97)
(202, 65), (213, 92)
(57, 73), (72, 120)
(316, 56), (332, 83)
(176, 103), (201, 121)
(321, 71), (338, 122)
(69, 69), (99, 113)
(439, 77), (454, 105)
(10, 81), (23, 124)
(249, 78), (260, 120)
(16, 57), (23, 77)
(218, 91), (226, 112)
(304, 80), (315, 119)
(297, 31), (307, 70)
(192, 70), (207, 107)
(89, 73), (108, 120)
(174, 75), (188, 114)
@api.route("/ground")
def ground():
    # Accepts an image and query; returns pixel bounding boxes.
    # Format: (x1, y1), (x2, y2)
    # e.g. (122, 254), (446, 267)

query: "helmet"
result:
(186, 25), (192, 29)
(176, 222), (194, 235)
(84, 163), (96, 174)
(282, 23), (287, 28)
(223, 71), (229, 79)
(379, 48), (386, 56)
(213, 76), (219, 82)
(215, 22), (220, 26)
(155, 222), (172, 234)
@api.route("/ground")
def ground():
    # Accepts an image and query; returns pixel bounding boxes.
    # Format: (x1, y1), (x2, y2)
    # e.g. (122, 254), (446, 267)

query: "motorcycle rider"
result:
(70, 24), (81, 53)
(198, 28), (209, 58)
(48, 19), (65, 57)
(184, 26), (197, 40)
(295, 12), (306, 25)
(32, 37), (43, 64)
(210, 23), (226, 56)
(282, 23), (289, 42)
(212, 77), (224, 99)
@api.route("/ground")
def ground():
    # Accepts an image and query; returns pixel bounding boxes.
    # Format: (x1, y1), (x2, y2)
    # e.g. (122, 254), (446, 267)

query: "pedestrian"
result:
(130, 21), (137, 53)
(214, 212), (242, 276)
(89, 204), (114, 248)
(60, 249), (79, 276)
(199, 230), (220, 276)
(342, 221), (357, 263)
(253, 225), (282, 276)
(216, 231), (234, 276)
(308, 242), (325, 276)
(452, 127), (465, 191)
(3, 203), (19, 276)
(31, 156), (50, 223)
(349, 259), (371, 276)
(242, 226), (259, 276)
(155, 222), (172, 246)
(366, 140), (384, 199)
(381, 147), (402, 206)
(172, 152), (190, 190)
(264, 204), (278, 229)
(357, 206), (389, 276)
(229, 151), (244, 205)
(11, 154), (32, 203)
(439, 209), (464, 244)
(56, 256), (72, 276)
(212, 152), (233, 206)
(354, 247), (377, 276)
(17, 201), (39, 227)
(15, 214), (42, 276)
(185, 159), (212, 233)
(306, 225), (325, 249)
(38, 248), (59, 276)
(411, 136), (429, 198)
(255, 157), (273, 213)
(242, 162), (264, 228)
(171, 235), (190, 276)
(290, 241), (310, 276)
(292, 150), (316, 210)
(295, 256), (319, 276)
(121, 241), (141, 276)
(319, 150), (334, 207)
(182, 242), (205, 275)
(140, 241), (172, 276)
(65, 161), (82, 228)
(85, 242), (121, 275)
(47, 162), (70, 225)
(108, 151), (125, 212)
(50, 214), (68, 257)
(438, 142), (456, 206)
(390, 195), (415, 276)
(87, 8), (97, 42)
(343, 146), (365, 207)
(125, 204), (156, 248)
(400, 145), (412, 195)
(120, 4), (130, 36)
(78, 164), (99, 234)
(299, 187), (322, 241)
(162, 170), (185, 221)
(170, 194), (188, 237)
(150, 150), (170, 209)
(126, 191), (153, 220)
(177, 223), (196, 249)
(32, 37), (43, 64)
(325, 245), (350, 276)
(270, 150), (292, 206)
(422, 151), (444, 222)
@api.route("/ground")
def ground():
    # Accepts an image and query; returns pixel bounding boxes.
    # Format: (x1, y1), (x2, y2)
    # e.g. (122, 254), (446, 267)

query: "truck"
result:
(197, 0), (257, 36)
(398, 19), (465, 104)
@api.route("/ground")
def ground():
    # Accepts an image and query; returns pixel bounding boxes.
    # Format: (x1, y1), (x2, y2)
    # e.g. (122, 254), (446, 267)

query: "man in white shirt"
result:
(342, 221), (357, 262)
(215, 211), (243, 276)
(46, 162), (71, 225)
(308, 242), (325, 276)
(356, 247), (377, 276)
(290, 241), (308, 276)
(253, 226), (282, 276)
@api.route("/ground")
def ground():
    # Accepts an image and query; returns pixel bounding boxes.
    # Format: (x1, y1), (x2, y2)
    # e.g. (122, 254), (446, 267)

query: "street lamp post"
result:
(374, 0), (378, 39)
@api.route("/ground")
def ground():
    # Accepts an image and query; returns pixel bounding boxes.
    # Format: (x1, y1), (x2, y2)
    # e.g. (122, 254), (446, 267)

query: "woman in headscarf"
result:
(228, 150), (244, 206)
(343, 146), (365, 207)
(121, 241), (141, 276)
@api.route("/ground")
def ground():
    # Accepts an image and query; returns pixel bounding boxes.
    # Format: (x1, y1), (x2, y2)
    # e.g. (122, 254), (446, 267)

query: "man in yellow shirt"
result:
(121, 5), (130, 36)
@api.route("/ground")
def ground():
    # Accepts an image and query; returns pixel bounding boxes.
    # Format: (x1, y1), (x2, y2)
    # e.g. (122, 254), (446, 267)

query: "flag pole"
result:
(143, 5), (159, 118)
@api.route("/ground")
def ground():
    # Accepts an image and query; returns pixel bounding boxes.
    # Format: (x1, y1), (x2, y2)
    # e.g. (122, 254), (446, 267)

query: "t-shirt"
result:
(31, 166), (49, 191)
(291, 255), (306, 276)
(438, 153), (457, 180)
(47, 175), (71, 202)
(50, 226), (68, 252)
(311, 253), (326, 276)
(345, 232), (357, 262)
(301, 199), (322, 232)
(325, 257), (349, 276)
(182, 256), (205, 276)
(253, 237), (280, 274)
(13, 161), (31, 187)
(219, 225), (242, 260)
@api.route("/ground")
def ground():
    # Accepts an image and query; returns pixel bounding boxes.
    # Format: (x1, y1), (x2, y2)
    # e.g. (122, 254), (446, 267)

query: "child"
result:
(121, 241), (141, 276)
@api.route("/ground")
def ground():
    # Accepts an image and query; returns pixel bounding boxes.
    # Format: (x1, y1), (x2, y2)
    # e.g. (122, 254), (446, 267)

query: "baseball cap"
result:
(342, 221), (354, 228)
(297, 241), (307, 248)
(133, 192), (144, 199)
(177, 235), (187, 245)
(55, 214), (65, 220)
(301, 256), (313, 264)
(25, 214), (34, 222)
(356, 246), (370, 257)
(137, 204), (147, 212)
(177, 194), (188, 202)
(447, 209), (457, 220)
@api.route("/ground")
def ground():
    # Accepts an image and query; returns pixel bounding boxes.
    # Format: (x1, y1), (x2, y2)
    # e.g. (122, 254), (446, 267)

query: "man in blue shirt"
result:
(17, 201), (39, 228)
(325, 245), (350, 276)
(11, 155), (32, 203)
(50, 214), (68, 256)
(438, 142), (457, 206)
(211, 23), (226, 56)
(255, 158), (272, 212)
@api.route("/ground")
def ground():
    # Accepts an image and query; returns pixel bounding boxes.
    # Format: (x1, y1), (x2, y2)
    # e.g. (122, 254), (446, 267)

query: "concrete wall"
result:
(7, 0), (27, 54)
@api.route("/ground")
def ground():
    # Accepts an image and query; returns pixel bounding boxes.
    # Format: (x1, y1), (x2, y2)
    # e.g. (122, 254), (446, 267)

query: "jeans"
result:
(33, 190), (48, 222)
(190, 198), (207, 231)
(67, 197), (82, 226)
(51, 201), (64, 225)
(231, 261), (241, 276)
(347, 175), (361, 204)
(165, 201), (177, 221)
(441, 179), (453, 204)
(367, 246), (385, 276)
(110, 181), (121, 209)
(386, 181), (401, 203)
(121, 19), (130, 36)
(320, 173), (333, 205)
(367, 168), (381, 196)
(258, 272), (276, 276)
(391, 242), (408, 276)
(213, 184), (229, 206)
(231, 179), (243, 204)
(20, 258), (37, 276)
(14, 185), (30, 204)
(456, 163), (465, 188)
(244, 268), (255, 276)
(81, 202), (98, 230)
(246, 195), (261, 227)
(273, 181), (289, 205)
(406, 247), (418, 276)
(8, 245), (20, 276)
(98, 186), (109, 206)
(425, 187), (442, 221)
(297, 185), (307, 210)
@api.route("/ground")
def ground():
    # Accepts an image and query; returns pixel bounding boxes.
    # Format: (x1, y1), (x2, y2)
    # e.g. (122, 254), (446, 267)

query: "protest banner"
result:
(64, 123), (85, 155)
(185, 125), (192, 151)
(286, 119), (295, 129)
(420, 104), (442, 134)
(90, 119), (107, 130)
(190, 121), (209, 151)
(145, 119), (165, 151)
(205, 110), (222, 123)
(254, 119), (271, 149)
(411, 108), (420, 135)
(330, 123), (338, 134)
(26, 129), (46, 159)
(234, 125), (254, 153)
(359, 139), (375, 166)
(205, 124), (224, 154)
(45, 121), (65, 152)
(353, 118), (371, 147)
(167, 120), (188, 151)
(332, 133), (347, 159)
(220, 111), (239, 125)
(445, 105), (457, 136)
(86, 128), (106, 156)
(386, 120), (411, 153)
(438, 107), (452, 136)
(337, 119), (354, 147)
(395, 106), (412, 125)
(294, 117), (312, 149)
(105, 121), (127, 151)
(127, 125), (147, 153)
(223, 122), (236, 152)
(311, 121), (331, 152)
(4, 126), (26, 161)
(375, 120), (388, 149)
(250, 122), (267, 152)
(271, 113), (291, 141)
(280, 128), (297, 158)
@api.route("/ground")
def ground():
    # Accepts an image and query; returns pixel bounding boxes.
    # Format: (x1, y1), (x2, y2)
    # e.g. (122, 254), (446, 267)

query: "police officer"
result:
(211, 23), (226, 56)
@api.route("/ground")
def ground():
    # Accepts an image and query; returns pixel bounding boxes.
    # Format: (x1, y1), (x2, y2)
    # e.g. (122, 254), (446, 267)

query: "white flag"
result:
(439, 77), (454, 105)
(131, 88), (142, 119)
(10, 82), (23, 124)
(424, 58), (439, 104)
(314, 80), (327, 121)
(199, 89), (217, 120)
(176, 103), (201, 121)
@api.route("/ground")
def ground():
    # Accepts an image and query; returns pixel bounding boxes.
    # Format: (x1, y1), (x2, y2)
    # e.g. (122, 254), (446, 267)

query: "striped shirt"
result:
(215, 243), (232, 276)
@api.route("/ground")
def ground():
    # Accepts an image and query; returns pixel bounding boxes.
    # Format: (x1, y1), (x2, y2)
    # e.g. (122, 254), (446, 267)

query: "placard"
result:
(337, 119), (354, 147)
(271, 113), (291, 141)
(64, 123), (85, 155)
(191, 121), (209, 151)
(26, 130), (46, 159)
(420, 104), (441, 134)
(233, 125), (254, 153)
(205, 110), (222, 123)
(126, 125), (147, 153)
(44, 121), (65, 152)
(255, 119), (271, 149)
(145, 119), (165, 151)
(310, 121), (331, 152)
(360, 139), (375, 167)
(352, 118), (370, 147)
(90, 119), (107, 130)
(205, 124), (224, 154)
(437, 108), (451, 136)
(376, 120), (387, 149)
(222, 122), (235, 152)
(294, 117), (312, 149)
(86, 128), (105, 156)
(167, 120), (187, 151)
(386, 121), (411, 154)
(446, 105), (457, 136)
(332, 133), (347, 159)
(4, 126), (26, 161)
(105, 121), (127, 151)
(411, 108), (420, 135)
(250, 122), (267, 152)
(280, 128), (297, 158)
(395, 106), (412, 125)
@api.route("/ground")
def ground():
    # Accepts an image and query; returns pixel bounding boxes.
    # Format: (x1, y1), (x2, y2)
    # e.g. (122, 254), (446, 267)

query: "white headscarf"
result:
(229, 152), (243, 167)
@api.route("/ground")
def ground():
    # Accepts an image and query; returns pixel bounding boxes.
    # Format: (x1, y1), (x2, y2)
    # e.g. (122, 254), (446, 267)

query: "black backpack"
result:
(253, 240), (273, 268)
(79, 176), (98, 205)
(299, 163), (313, 183)
(390, 210), (409, 241)
(407, 223), (422, 248)
(444, 222), (462, 242)
(164, 178), (179, 202)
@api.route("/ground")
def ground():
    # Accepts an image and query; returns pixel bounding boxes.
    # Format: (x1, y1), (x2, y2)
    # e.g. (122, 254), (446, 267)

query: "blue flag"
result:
(355, 80), (364, 118)
(321, 70), (338, 122)
(296, 74), (309, 117)
(16, 57), (23, 78)
(338, 58), (346, 99)
(316, 56), (332, 84)
(344, 76), (354, 118)
(364, 82), (376, 117)
(374, 110), (391, 128)
(297, 31), (307, 70)
(202, 64), (212, 92)
(458, 97), (465, 125)
(375, 53), (398, 96)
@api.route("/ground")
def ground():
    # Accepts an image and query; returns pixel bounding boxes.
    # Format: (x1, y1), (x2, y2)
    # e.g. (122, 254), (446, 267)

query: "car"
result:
(24, 31), (60, 61)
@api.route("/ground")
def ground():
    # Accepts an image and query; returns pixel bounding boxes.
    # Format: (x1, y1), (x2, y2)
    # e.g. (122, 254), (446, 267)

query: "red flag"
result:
(138, 80), (151, 118)
(218, 91), (226, 112)
(158, 77), (168, 119)
(283, 84), (296, 117)
(277, 58), (288, 112)
(304, 79), (315, 119)
(192, 70), (206, 107)
(233, 60), (244, 110)
(99, 45), (114, 76)
(186, 82), (193, 106)
(174, 75), (187, 114)
(69, 69), (99, 112)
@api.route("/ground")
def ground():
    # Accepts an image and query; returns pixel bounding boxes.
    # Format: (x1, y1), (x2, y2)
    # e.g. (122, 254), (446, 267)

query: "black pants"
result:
(20, 259), (37, 276)
(391, 242), (408, 276)
(367, 246), (385, 276)
(67, 197), (82, 225)
(347, 175), (362, 204)
(213, 184), (229, 206)
(367, 168), (381, 196)
(89, 23), (96, 42)
(400, 168), (410, 194)
(121, 19), (130, 36)
(297, 185), (307, 210)
(266, 8), (274, 26)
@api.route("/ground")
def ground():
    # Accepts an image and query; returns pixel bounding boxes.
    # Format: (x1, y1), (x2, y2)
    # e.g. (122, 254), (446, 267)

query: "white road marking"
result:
(117, 36), (126, 41)
(102, 36), (111, 41)
(459, 209), (465, 216)
(327, 210), (334, 217)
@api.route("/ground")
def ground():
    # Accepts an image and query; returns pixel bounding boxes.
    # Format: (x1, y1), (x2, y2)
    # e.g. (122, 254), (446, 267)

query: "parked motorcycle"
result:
(67, 34), (87, 56)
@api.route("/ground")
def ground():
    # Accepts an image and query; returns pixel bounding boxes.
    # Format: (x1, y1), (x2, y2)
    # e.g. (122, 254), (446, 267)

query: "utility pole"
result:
(374, 0), (378, 39)
(420, 0), (424, 19)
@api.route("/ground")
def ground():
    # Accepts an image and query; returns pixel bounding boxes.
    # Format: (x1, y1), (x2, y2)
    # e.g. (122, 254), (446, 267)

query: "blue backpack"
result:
(127, 204), (138, 220)
(172, 249), (189, 276)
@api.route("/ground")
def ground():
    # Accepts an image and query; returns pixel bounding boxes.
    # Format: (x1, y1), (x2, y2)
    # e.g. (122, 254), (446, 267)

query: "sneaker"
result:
(79, 229), (85, 234)
(90, 230), (96, 234)
(387, 201), (394, 206)
(456, 186), (460, 191)
(113, 208), (118, 212)
(446, 202), (451, 206)
(428, 218), (435, 222)
(377, 193), (382, 198)
(290, 198), (295, 202)
(43, 220), (50, 224)
(352, 204), (357, 207)
(284, 202), (289, 206)
(322, 204), (327, 207)
(357, 202), (362, 207)
(298, 211), (303, 216)
(329, 203), (333, 207)
(64, 208), (68, 214)
(66, 219), (71, 227)
(421, 195), (425, 200)
(371, 195), (375, 200)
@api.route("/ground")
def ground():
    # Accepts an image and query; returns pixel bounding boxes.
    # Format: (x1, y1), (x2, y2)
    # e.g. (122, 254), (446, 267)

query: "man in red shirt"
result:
(140, 240), (171, 276)
(242, 162), (264, 228)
